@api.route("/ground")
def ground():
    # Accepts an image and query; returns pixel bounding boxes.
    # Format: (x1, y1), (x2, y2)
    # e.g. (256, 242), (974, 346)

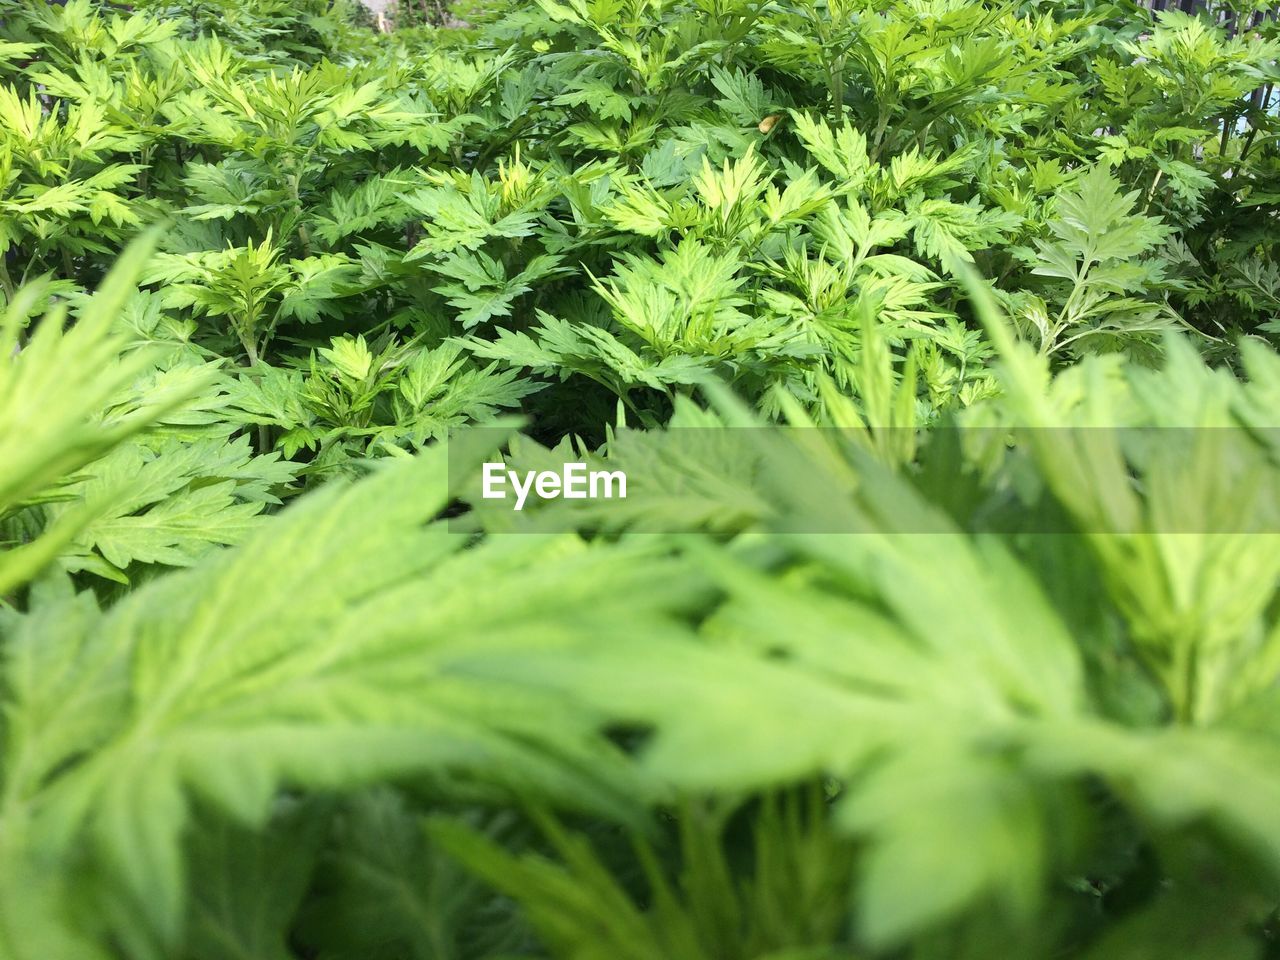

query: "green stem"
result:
(0, 258), (13, 304)
(829, 55), (845, 124)
(239, 337), (274, 454)
(287, 173), (312, 256)
(138, 144), (152, 197)
(1238, 83), (1273, 167)
(1143, 167), (1164, 214)
(870, 108), (892, 161)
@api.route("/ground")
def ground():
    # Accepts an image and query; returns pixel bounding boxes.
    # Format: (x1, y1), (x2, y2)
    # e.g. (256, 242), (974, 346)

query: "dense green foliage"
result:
(2, 0), (1280, 957)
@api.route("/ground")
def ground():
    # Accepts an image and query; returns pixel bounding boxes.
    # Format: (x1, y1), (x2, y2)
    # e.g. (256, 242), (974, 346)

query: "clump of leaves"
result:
(226, 333), (539, 474)
(3, 1), (1280, 959)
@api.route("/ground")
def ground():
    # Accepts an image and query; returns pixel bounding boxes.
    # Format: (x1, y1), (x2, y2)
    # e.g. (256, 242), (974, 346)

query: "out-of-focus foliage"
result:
(4, 275), (1280, 959)
(2, 0), (1280, 958)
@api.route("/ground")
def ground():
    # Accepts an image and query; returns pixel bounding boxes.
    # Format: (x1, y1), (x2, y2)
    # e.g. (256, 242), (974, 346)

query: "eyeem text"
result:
(481, 462), (627, 511)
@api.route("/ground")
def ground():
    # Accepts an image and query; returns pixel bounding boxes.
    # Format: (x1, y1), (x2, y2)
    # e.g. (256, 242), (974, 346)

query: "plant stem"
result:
(239, 336), (274, 454)
(1238, 83), (1273, 167)
(1144, 167), (1164, 213)
(870, 111), (891, 161)
(829, 55), (845, 124)
(288, 173), (312, 256)
(0, 257), (13, 304)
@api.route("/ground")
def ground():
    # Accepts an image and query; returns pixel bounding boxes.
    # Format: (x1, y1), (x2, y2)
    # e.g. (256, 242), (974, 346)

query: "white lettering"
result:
(563, 462), (588, 498)
(509, 469), (536, 511)
(591, 469), (627, 499)
(480, 463), (627, 509)
(482, 462), (506, 499)
(535, 471), (561, 499)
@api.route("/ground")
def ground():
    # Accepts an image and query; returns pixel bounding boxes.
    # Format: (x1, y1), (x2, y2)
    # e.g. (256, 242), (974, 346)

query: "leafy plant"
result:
(3, 0), (1280, 958)
(0, 234), (214, 594)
